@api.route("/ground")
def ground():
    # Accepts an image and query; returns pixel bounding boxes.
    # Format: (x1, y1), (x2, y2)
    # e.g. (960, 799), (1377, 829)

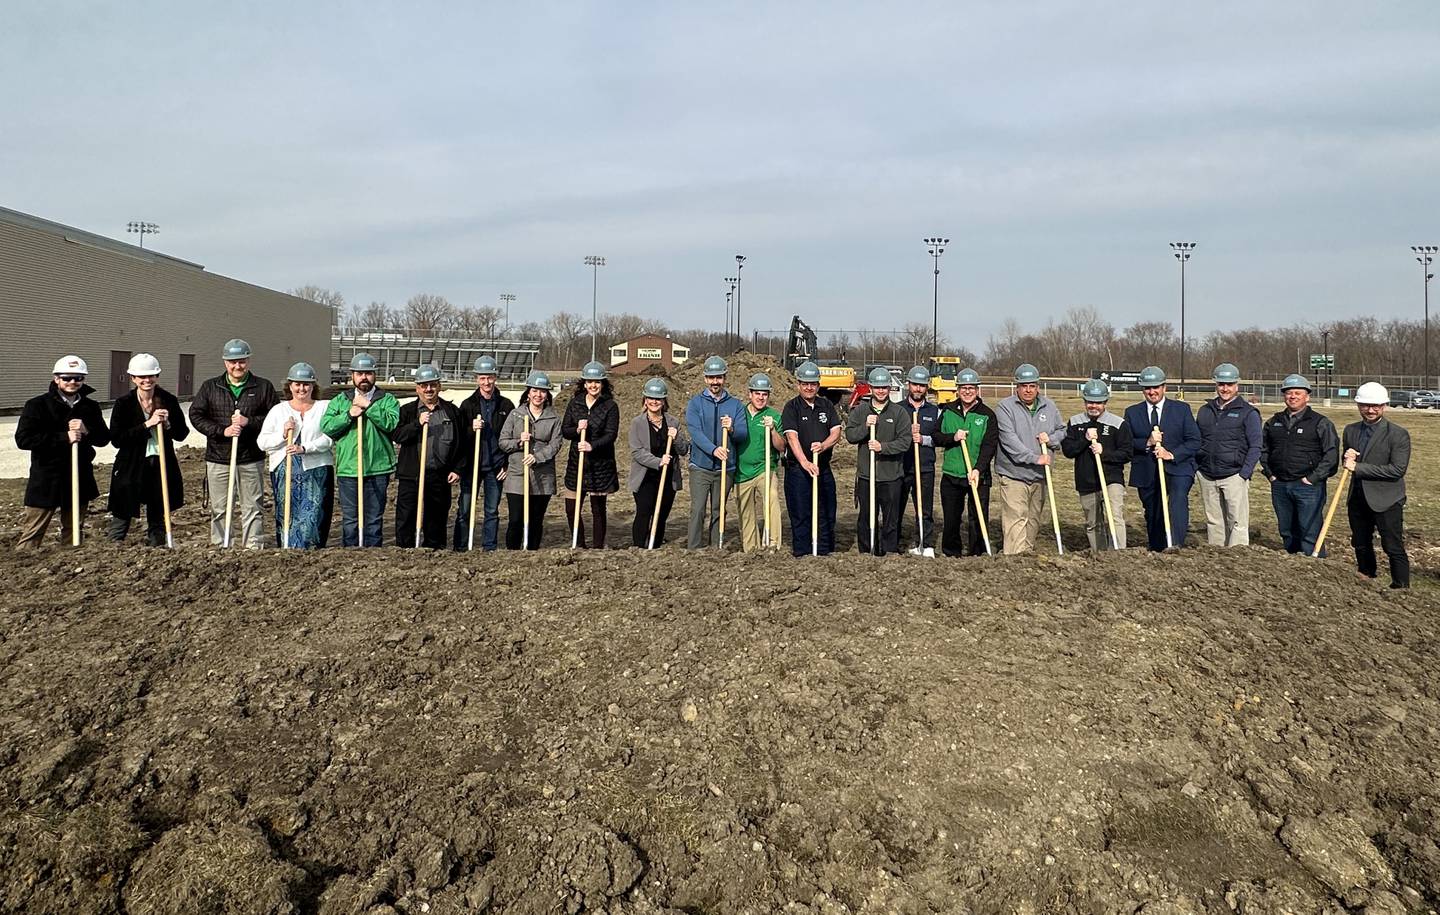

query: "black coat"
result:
(15, 383), (112, 508)
(393, 399), (465, 481)
(109, 388), (188, 518)
(188, 373), (279, 464)
(562, 393), (620, 494)
(457, 389), (515, 475)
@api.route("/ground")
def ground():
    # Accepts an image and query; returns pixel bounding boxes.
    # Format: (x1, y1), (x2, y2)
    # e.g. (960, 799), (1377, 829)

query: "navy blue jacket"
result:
(1124, 398), (1201, 488)
(1196, 396), (1262, 480)
(900, 398), (942, 475)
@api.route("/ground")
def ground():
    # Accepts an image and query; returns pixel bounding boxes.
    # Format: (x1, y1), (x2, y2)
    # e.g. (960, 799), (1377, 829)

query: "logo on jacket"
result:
(818, 412), (828, 423)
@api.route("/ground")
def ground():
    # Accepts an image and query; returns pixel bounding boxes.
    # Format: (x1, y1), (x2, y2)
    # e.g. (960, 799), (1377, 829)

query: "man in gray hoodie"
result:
(994, 363), (1067, 554)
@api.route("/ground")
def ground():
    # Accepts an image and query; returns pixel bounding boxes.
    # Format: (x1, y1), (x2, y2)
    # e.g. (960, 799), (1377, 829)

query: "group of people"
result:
(13, 344), (1411, 588)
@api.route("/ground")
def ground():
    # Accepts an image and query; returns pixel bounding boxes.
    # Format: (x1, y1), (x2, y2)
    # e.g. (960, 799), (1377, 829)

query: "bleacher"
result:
(331, 330), (540, 383)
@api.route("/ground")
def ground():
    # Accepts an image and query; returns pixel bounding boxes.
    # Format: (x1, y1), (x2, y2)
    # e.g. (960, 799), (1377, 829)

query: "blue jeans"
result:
(1271, 478), (1327, 556)
(337, 473), (390, 547)
(453, 467), (503, 551)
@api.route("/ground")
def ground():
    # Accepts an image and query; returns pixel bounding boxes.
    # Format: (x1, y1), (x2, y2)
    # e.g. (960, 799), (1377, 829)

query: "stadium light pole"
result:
(924, 237), (949, 356)
(723, 276), (738, 344)
(1414, 246), (1437, 384)
(584, 255), (605, 362)
(1170, 242), (1197, 388)
(734, 255), (746, 350)
(127, 221), (159, 249)
(500, 293), (516, 333)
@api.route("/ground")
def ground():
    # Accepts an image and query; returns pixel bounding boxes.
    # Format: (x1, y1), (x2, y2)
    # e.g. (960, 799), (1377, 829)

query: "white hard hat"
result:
(52, 355), (89, 375)
(127, 353), (162, 377)
(1355, 382), (1389, 406)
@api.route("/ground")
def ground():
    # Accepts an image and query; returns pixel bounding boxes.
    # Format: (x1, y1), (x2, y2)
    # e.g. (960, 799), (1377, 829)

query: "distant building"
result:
(607, 334), (690, 375)
(0, 206), (331, 409)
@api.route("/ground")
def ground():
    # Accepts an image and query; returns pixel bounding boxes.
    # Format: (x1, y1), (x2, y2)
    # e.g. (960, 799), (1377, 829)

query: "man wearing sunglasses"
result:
(14, 356), (111, 548)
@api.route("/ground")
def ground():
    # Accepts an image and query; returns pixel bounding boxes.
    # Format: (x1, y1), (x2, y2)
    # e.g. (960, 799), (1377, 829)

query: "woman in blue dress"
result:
(257, 362), (334, 548)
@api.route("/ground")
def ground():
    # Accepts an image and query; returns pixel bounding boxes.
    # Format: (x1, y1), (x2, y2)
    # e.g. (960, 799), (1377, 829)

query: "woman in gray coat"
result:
(499, 372), (564, 549)
(629, 377), (691, 548)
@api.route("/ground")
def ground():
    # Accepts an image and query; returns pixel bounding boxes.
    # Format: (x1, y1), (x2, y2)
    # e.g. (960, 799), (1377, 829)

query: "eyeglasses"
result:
(56, 375), (85, 382)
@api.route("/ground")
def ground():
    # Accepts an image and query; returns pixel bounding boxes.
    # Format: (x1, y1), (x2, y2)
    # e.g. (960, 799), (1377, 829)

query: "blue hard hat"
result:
(795, 361), (821, 383)
(1281, 373), (1312, 392)
(1212, 363), (1240, 383)
(1013, 363), (1040, 383)
(906, 365), (931, 386)
(1138, 366), (1167, 386)
(472, 355), (498, 375)
(1080, 379), (1110, 402)
(350, 353), (378, 372)
(748, 373), (772, 392)
(957, 368), (981, 386)
(581, 361), (608, 381)
(524, 370), (553, 391)
(703, 356), (728, 376)
(287, 362), (318, 383)
(642, 377), (669, 399)
(867, 367), (893, 387)
(222, 338), (253, 360)
(414, 364), (441, 383)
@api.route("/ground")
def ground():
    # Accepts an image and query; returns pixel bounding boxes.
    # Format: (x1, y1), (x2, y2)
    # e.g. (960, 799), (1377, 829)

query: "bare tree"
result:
(347, 301), (397, 333)
(454, 305), (504, 339)
(405, 293), (456, 333)
(543, 311), (589, 369)
(290, 285), (346, 328)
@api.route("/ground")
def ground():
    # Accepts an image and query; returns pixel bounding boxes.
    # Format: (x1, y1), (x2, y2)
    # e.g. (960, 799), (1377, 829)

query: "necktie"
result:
(1149, 405), (1158, 429)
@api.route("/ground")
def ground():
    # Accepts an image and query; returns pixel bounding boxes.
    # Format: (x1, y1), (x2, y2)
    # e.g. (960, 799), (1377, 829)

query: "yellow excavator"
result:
(785, 316), (856, 409)
(929, 356), (962, 404)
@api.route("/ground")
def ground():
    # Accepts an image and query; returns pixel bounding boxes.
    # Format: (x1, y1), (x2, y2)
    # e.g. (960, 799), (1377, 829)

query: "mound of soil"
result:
(2, 534), (1438, 913)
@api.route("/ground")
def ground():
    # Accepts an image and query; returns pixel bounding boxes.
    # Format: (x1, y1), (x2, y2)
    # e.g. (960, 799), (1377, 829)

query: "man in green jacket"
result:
(321, 353), (399, 546)
(934, 368), (999, 556)
(735, 372), (785, 552)
(844, 368), (912, 555)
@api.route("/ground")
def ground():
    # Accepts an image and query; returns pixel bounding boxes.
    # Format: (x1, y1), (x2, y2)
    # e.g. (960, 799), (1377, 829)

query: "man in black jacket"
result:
(394, 365), (464, 548)
(1344, 383), (1410, 588)
(188, 339), (279, 548)
(1258, 374), (1339, 557)
(453, 355), (514, 551)
(1061, 379), (1132, 550)
(14, 356), (111, 548)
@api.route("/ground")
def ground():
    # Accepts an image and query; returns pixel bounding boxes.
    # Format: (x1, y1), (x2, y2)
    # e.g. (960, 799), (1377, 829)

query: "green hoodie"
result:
(938, 403), (992, 477)
(321, 389), (400, 477)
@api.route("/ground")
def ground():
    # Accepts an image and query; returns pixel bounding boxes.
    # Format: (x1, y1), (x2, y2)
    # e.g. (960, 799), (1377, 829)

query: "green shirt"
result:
(227, 375), (248, 400)
(735, 405), (783, 483)
(938, 405), (990, 478)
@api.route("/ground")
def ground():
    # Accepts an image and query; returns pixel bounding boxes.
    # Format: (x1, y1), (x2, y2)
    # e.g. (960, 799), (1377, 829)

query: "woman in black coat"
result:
(561, 364), (621, 548)
(108, 360), (187, 545)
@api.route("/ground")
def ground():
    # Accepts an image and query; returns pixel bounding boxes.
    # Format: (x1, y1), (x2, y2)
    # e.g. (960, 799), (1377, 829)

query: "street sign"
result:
(1093, 370), (1143, 386)
(1309, 354), (1334, 371)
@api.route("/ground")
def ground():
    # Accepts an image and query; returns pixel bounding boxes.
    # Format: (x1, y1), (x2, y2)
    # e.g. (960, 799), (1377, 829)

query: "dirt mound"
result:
(2, 538), (1438, 913)
(552, 352), (798, 419)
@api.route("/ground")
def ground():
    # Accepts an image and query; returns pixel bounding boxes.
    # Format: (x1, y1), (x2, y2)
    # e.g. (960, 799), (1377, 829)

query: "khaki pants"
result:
(1078, 484), (1127, 550)
(998, 476), (1046, 555)
(207, 459), (268, 548)
(15, 503), (83, 549)
(1199, 473), (1250, 546)
(735, 474), (782, 552)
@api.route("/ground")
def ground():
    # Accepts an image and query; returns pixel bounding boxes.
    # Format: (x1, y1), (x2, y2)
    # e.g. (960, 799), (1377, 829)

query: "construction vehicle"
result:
(929, 356), (962, 404)
(785, 315), (856, 408)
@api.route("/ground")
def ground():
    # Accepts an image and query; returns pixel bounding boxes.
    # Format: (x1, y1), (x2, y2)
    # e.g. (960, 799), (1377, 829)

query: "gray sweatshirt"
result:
(994, 393), (1068, 483)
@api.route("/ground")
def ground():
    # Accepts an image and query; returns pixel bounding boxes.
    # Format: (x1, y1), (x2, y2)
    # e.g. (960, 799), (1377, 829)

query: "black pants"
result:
(506, 493), (551, 550)
(108, 456), (168, 546)
(899, 471), (936, 550)
(564, 495), (609, 548)
(1349, 489), (1409, 588)
(855, 477), (903, 556)
(395, 476), (452, 548)
(632, 473), (677, 548)
(940, 474), (991, 557)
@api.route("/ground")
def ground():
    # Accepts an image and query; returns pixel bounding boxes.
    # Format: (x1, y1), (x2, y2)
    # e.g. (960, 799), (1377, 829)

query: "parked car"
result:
(1409, 390), (1439, 409)
(1388, 389), (1417, 408)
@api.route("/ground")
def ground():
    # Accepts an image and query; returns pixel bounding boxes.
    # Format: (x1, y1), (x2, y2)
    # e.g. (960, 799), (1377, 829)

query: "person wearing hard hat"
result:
(320, 353), (400, 546)
(684, 356), (749, 548)
(899, 365), (942, 557)
(994, 364), (1067, 554)
(844, 367), (912, 555)
(454, 355), (514, 551)
(1123, 366), (1202, 550)
(107, 354), (188, 544)
(781, 360), (843, 556)
(1257, 374), (1339, 556)
(256, 363), (334, 549)
(934, 368), (998, 556)
(628, 377), (690, 548)
(1195, 363), (1262, 547)
(14, 356), (112, 548)
(189, 339), (279, 548)
(562, 361), (622, 548)
(734, 372), (785, 552)
(1061, 380), (1133, 550)
(1343, 382), (1410, 588)
(499, 371), (564, 549)
(393, 365), (465, 549)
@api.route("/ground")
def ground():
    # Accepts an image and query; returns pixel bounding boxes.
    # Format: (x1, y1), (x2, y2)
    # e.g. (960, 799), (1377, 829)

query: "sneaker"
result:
(922, 548), (935, 558)
(908, 547), (923, 556)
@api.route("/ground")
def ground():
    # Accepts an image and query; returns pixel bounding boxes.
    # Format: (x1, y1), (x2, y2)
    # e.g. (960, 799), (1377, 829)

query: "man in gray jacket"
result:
(1343, 382), (1410, 589)
(994, 363), (1067, 554)
(844, 368), (912, 555)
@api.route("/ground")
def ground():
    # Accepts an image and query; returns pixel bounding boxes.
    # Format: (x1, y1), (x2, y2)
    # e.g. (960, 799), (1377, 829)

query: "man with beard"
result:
(321, 353), (400, 546)
(684, 356), (749, 548)
(14, 355), (111, 548)
(394, 365), (464, 549)
(188, 338), (278, 548)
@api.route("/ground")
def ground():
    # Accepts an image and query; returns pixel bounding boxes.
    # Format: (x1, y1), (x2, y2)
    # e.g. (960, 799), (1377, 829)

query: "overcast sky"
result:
(4, 1), (1437, 349)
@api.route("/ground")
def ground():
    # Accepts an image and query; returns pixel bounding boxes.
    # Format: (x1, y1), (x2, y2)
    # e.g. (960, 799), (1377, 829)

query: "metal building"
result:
(0, 206), (331, 409)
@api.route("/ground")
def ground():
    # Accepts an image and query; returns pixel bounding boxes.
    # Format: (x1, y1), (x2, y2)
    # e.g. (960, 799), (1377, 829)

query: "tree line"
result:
(292, 287), (1430, 383)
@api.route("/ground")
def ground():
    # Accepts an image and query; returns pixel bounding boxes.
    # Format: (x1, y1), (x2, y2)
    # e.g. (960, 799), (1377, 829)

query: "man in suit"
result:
(1343, 382), (1410, 589)
(1124, 366), (1201, 550)
(1258, 374), (1339, 557)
